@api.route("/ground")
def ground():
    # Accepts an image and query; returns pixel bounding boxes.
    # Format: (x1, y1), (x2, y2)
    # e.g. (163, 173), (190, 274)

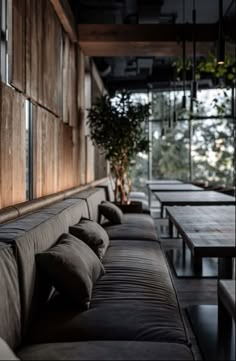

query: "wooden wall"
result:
(0, 0), (108, 209)
(0, 84), (26, 208)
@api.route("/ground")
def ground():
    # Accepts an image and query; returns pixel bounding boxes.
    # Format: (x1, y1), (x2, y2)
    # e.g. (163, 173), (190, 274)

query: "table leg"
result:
(218, 258), (233, 279)
(161, 205), (164, 218)
(169, 219), (174, 238)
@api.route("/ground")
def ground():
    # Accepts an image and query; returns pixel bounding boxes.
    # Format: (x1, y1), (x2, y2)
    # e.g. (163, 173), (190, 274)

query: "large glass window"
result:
(192, 118), (234, 186)
(152, 120), (190, 181)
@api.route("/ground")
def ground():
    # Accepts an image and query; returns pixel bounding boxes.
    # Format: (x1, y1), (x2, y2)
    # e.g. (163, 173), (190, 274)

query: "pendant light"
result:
(173, 75), (177, 125)
(217, 0), (225, 64)
(191, 0), (198, 101)
(182, 0), (187, 110)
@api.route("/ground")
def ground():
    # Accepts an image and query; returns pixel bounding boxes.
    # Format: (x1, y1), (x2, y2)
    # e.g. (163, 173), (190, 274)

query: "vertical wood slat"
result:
(8, 0), (26, 92)
(78, 49), (86, 185)
(0, 83), (26, 208)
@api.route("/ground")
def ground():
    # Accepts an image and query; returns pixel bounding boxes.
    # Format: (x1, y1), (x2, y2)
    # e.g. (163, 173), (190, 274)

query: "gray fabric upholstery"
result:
(104, 223), (158, 241)
(0, 199), (89, 335)
(0, 245), (21, 349)
(27, 240), (187, 344)
(0, 338), (19, 361)
(123, 214), (156, 227)
(69, 188), (106, 222)
(99, 202), (124, 224)
(69, 219), (109, 259)
(219, 280), (236, 321)
(18, 341), (194, 360)
(36, 234), (105, 309)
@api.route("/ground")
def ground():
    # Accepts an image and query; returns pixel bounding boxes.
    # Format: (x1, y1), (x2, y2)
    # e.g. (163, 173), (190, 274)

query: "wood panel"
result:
(9, 0), (26, 92)
(33, 106), (59, 197)
(25, 0), (62, 115)
(63, 35), (78, 127)
(0, 83), (26, 208)
(78, 49), (86, 185)
(33, 103), (81, 197)
(50, 0), (78, 43)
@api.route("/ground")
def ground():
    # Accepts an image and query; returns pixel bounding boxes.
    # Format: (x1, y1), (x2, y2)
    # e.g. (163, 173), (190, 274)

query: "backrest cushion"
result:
(0, 338), (19, 360)
(68, 188), (106, 222)
(36, 233), (105, 310)
(0, 199), (89, 336)
(69, 218), (110, 259)
(0, 245), (21, 349)
(97, 181), (115, 202)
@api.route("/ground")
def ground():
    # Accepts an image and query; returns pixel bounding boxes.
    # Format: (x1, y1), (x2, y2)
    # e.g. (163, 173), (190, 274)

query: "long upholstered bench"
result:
(0, 187), (194, 360)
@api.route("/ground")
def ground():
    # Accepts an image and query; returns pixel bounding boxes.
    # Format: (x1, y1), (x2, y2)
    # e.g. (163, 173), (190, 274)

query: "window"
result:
(25, 100), (33, 200)
(1, 0), (8, 83)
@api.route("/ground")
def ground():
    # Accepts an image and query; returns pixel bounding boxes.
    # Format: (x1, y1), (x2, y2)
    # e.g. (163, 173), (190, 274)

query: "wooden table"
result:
(166, 206), (235, 277)
(165, 206), (235, 360)
(154, 191), (235, 218)
(148, 183), (203, 192)
(146, 180), (183, 185)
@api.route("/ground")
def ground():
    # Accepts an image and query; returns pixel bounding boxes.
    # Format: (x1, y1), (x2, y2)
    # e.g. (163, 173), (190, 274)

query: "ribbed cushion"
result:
(0, 199), (89, 335)
(69, 218), (109, 259)
(69, 188), (106, 222)
(18, 341), (194, 360)
(36, 234), (105, 309)
(0, 245), (21, 349)
(99, 202), (123, 225)
(27, 240), (187, 345)
(104, 224), (158, 241)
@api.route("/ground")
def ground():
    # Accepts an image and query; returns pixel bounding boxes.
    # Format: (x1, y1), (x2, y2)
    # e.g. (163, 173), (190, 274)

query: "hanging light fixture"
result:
(217, 0), (225, 64)
(191, 0), (198, 101)
(173, 75), (177, 125)
(182, 0), (187, 110)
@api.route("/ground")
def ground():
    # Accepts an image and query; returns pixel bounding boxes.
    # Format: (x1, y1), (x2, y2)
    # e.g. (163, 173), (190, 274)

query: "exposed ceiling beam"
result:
(50, 0), (78, 42)
(78, 24), (219, 57)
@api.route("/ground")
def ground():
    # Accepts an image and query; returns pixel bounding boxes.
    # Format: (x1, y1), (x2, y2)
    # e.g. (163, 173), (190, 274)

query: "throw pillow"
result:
(69, 218), (109, 259)
(36, 233), (105, 309)
(98, 201), (123, 225)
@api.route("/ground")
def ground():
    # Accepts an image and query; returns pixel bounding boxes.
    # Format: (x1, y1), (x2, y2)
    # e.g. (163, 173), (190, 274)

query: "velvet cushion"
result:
(0, 338), (19, 360)
(36, 233), (105, 309)
(99, 201), (123, 224)
(69, 218), (109, 259)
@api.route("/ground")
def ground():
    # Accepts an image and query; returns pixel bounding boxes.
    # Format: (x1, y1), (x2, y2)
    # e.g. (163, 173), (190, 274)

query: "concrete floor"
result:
(153, 210), (218, 361)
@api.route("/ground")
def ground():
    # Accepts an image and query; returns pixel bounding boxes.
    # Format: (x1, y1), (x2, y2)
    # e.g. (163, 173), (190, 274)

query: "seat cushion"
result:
(27, 240), (187, 345)
(123, 214), (155, 227)
(36, 234), (105, 309)
(69, 218), (109, 259)
(18, 341), (194, 360)
(104, 223), (158, 241)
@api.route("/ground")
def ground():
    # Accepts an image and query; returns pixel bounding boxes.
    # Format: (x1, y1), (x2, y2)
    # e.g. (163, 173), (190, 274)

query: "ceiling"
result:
(70, 0), (236, 92)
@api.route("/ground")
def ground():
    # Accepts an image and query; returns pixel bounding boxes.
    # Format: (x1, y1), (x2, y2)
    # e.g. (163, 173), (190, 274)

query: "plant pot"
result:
(114, 201), (143, 214)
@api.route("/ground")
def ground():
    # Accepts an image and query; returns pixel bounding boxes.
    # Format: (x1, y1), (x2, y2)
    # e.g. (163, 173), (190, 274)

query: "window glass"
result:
(192, 118), (234, 187)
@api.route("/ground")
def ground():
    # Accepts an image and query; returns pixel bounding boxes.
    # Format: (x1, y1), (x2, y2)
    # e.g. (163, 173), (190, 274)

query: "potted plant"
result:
(87, 91), (150, 205)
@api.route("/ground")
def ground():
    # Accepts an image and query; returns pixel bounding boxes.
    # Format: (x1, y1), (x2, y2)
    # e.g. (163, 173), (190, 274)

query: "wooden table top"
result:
(166, 206), (235, 222)
(166, 206), (236, 258)
(146, 180), (183, 185)
(149, 184), (203, 192)
(154, 191), (235, 206)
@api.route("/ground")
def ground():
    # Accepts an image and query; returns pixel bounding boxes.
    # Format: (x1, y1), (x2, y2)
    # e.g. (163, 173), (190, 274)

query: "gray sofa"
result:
(0, 187), (194, 360)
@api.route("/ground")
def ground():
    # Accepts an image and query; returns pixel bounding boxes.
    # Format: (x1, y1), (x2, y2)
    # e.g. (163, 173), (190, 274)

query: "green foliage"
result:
(87, 92), (150, 168)
(87, 92), (150, 203)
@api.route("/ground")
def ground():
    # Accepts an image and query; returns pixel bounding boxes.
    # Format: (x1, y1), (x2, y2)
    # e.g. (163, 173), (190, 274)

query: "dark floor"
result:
(153, 210), (218, 361)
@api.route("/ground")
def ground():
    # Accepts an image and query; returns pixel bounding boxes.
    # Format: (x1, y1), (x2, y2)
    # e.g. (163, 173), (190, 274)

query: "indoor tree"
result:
(87, 92), (150, 204)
